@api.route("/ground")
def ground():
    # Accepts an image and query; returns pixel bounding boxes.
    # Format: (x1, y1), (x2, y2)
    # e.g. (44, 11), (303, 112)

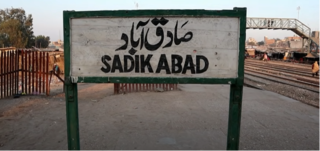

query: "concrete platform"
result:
(0, 84), (318, 150)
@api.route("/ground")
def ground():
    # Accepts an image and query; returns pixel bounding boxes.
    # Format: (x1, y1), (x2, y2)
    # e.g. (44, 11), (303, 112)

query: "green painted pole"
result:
(65, 83), (80, 150)
(64, 11), (80, 150)
(226, 7), (246, 150)
(226, 84), (243, 150)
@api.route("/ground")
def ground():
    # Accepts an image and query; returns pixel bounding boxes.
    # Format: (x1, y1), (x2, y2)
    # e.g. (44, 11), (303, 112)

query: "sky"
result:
(1, 0), (319, 42)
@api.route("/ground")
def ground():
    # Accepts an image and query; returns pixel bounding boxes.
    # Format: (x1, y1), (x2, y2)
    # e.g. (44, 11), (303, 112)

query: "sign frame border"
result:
(63, 8), (246, 150)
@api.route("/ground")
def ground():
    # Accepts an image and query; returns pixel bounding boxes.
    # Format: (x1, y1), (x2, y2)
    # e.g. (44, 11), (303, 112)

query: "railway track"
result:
(245, 59), (318, 78)
(246, 59), (312, 71)
(246, 62), (311, 73)
(270, 60), (313, 67)
(245, 71), (319, 93)
(244, 59), (319, 93)
(245, 63), (312, 74)
(245, 62), (315, 77)
(245, 66), (319, 84)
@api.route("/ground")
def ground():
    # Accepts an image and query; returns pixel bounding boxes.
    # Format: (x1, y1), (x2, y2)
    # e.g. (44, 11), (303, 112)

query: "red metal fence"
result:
(0, 50), (49, 99)
(114, 83), (178, 94)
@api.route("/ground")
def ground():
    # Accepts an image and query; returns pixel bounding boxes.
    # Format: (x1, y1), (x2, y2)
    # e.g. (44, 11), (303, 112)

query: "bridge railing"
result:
(294, 19), (311, 38)
(247, 18), (311, 38)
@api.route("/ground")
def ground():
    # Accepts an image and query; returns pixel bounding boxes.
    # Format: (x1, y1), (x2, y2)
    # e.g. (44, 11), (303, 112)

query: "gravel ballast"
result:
(244, 74), (319, 108)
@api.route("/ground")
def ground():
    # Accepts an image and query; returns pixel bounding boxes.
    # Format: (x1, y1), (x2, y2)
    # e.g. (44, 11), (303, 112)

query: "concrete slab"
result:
(0, 84), (318, 150)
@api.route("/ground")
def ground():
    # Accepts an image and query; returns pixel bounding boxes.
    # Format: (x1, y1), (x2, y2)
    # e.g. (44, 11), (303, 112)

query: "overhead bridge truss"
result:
(246, 17), (318, 52)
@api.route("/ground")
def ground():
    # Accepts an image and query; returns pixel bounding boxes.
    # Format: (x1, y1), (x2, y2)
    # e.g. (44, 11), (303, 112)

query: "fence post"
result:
(31, 51), (34, 93)
(6, 52), (8, 97)
(39, 52), (42, 94)
(0, 51), (2, 98)
(36, 51), (39, 94)
(28, 51), (31, 94)
(14, 50), (17, 95)
(21, 50), (23, 94)
(14, 50), (17, 96)
(24, 50), (27, 94)
(10, 51), (12, 96)
(46, 52), (49, 96)
(42, 52), (45, 94)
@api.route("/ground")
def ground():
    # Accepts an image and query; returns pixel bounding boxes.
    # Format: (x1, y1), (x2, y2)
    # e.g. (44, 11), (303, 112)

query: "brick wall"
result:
(264, 37), (275, 45)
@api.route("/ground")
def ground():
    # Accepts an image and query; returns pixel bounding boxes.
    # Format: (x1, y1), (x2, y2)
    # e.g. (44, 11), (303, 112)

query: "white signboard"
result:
(70, 17), (239, 78)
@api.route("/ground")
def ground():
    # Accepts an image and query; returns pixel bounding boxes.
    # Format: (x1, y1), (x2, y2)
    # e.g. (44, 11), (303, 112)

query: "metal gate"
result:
(114, 83), (178, 94)
(0, 50), (50, 99)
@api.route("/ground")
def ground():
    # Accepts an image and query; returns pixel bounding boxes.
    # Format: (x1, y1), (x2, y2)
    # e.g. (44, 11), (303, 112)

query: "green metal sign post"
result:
(64, 8), (246, 150)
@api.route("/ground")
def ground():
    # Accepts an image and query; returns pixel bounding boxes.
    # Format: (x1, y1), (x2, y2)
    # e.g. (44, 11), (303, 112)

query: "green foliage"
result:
(257, 41), (265, 46)
(0, 8), (34, 48)
(0, 19), (27, 48)
(35, 35), (50, 48)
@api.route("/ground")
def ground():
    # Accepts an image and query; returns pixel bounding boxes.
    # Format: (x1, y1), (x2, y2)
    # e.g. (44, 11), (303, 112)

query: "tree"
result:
(35, 35), (50, 48)
(0, 8), (34, 48)
(247, 42), (255, 46)
(257, 41), (265, 46)
(0, 19), (27, 48)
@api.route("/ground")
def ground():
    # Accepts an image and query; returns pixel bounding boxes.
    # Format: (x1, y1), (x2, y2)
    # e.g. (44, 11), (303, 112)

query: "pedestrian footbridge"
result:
(246, 18), (318, 52)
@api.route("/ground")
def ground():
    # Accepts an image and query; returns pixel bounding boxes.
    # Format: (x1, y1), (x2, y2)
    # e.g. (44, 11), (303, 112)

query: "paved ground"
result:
(0, 83), (318, 150)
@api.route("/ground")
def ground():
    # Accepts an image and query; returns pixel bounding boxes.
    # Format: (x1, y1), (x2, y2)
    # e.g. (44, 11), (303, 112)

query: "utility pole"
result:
(297, 6), (300, 20)
(134, 1), (138, 9)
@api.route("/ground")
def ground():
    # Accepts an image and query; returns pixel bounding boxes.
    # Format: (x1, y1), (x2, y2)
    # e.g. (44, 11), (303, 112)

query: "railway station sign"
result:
(70, 17), (240, 80)
(64, 8), (246, 150)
